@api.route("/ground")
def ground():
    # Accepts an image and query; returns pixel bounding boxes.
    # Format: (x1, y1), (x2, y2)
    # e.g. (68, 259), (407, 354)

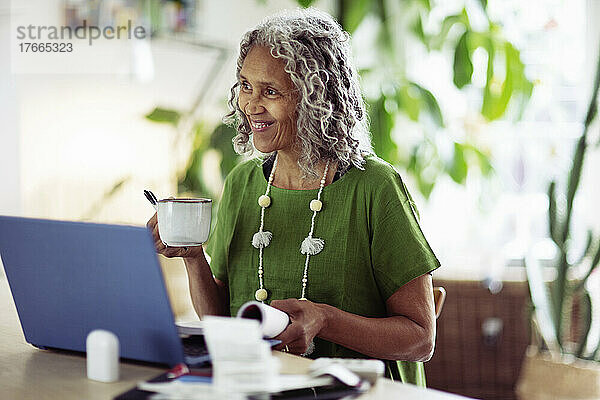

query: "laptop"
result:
(0, 215), (204, 366)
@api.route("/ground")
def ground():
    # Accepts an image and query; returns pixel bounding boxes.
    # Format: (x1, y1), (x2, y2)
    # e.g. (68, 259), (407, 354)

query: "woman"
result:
(147, 8), (440, 385)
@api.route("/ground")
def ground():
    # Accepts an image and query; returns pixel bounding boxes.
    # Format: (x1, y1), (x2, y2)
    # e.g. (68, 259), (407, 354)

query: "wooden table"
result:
(0, 277), (470, 399)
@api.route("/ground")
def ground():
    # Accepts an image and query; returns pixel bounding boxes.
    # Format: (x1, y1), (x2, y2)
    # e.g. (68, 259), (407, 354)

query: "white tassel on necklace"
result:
(300, 236), (324, 255)
(253, 155), (330, 302)
(252, 231), (272, 248)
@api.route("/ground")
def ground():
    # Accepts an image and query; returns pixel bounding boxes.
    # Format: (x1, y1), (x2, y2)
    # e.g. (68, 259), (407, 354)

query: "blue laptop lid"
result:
(0, 215), (185, 366)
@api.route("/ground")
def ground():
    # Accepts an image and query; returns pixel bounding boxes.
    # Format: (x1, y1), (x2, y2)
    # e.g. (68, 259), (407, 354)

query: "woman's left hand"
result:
(270, 298), (328, 356)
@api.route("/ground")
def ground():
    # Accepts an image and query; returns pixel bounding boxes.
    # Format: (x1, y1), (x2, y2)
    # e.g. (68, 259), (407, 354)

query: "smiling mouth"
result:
(250, 120), (275, 131)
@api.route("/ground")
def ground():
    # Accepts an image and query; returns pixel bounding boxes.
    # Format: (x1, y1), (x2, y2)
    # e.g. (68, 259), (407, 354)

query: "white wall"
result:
(581, 0), (600, 232)
(0, 0), (19, 277)
(0, 0), (21, 217)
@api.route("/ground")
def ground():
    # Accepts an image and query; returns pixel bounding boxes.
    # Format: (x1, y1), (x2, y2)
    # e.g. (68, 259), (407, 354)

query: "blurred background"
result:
(1, 0), (600, 399)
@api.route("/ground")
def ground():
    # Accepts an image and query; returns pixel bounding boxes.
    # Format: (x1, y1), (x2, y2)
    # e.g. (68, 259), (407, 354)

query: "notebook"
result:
(0, 215), (203, 366)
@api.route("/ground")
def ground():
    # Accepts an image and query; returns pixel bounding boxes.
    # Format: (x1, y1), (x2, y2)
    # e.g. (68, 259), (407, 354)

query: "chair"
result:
(433, 286), (446, 319)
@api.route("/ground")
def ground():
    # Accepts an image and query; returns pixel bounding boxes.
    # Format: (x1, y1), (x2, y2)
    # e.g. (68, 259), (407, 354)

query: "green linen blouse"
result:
(205, 154), (440, 386)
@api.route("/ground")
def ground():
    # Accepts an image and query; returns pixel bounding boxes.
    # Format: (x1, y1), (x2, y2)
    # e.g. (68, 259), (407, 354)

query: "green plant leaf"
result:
(342, 0), (370, 33)
(145, 107), (181, 126)
(561, 134), (587, 244)
(482, 42), (507, 120)
(410, 83), (444, 127)
(584, 40), (600, 128)
(408, 146), (436, 199)
(548, 181), (562, 246)
(415, 0), (431, 11)
(510, 83), (534, 121)
(590, 237), (600, 273)
(575, 291), (592, 358)
(106, 178), (128, 197)
(296, 0), (316, 8)
(552, 251), (569, 347)
(84, 176), (130, 218)
(576, 237), (600, 292)
(480, 40), (532, 121)
(373, 0), (392, 51)
(473, 146), (493, 175)
(479, 37), (498, 120)
(460, 7), (471, 31)
(411, 13), (427, 47)
(463, 143), (494, 176)
(397, 84), (421, 122)
(369, 95), (398, 164)
(417, 176), (436, 199)
(453, 31), (473, 88)
(567, 134), (587, 211)
(178, 123), (210, 196)
(508, 42), (534, 120)
(430, 14), (463, 50)
(210, 123), (241, 179)
(574, 230), (594, 266)
(449, 142), (468, 184)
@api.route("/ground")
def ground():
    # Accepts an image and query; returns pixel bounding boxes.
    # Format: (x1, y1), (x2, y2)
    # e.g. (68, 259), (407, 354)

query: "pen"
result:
(166, 363), (190, 379)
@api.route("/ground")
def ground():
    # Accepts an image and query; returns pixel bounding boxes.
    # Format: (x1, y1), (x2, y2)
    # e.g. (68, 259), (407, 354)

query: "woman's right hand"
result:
(146, 213), (206, 259)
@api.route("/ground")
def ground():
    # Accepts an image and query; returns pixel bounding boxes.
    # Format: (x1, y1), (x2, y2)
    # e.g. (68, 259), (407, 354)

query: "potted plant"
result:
(516, 41), (600, 399)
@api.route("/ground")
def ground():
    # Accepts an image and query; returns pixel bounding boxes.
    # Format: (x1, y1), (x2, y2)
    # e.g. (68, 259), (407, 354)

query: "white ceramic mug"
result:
(157, 198), (212, 246)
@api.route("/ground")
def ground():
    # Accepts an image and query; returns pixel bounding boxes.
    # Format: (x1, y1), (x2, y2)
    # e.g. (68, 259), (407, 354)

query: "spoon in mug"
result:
(143, 189), (159, 211)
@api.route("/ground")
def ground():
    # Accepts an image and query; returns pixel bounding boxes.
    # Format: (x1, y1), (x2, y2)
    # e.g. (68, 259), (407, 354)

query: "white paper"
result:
(236, 301), (290, 338)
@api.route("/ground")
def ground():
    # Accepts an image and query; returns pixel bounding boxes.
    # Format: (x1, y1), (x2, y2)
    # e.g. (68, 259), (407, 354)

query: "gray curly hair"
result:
(225, 8), (372, 179)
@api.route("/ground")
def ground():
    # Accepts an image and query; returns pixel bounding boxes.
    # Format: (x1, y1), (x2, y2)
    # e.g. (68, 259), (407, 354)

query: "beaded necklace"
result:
(252, 155), (330, 302)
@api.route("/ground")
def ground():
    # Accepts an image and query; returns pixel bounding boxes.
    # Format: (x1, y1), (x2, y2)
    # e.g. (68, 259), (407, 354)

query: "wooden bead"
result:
(258, 195), (271, 208)
(310, 199), (322, 212)
(255, 288), (268, 301)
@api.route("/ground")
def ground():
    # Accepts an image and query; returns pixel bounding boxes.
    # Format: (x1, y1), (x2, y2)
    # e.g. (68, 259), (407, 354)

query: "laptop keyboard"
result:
(181, 335), (209, 357)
